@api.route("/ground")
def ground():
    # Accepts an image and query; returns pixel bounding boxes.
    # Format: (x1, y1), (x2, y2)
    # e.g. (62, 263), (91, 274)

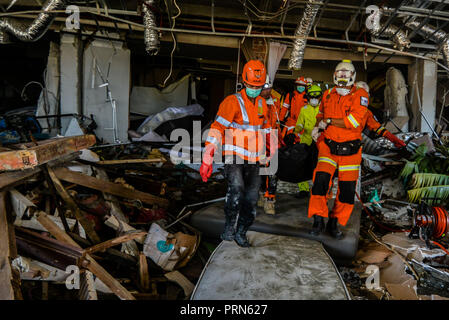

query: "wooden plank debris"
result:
(139, 252), (150, 292)
(164, 271), (195, 297)
(84, 232), (147, 255)
(53, 167), (169, 207)
(36, 211), (136, 300)
(104, 215), (146, 244)
(94, 168), (139, 257)
(0, 167), (42, 191)
(0, 192), (22, 300)
(95, 158), (166, 165)
(0, 135), (96, 171)
(47, 166), (101, 244)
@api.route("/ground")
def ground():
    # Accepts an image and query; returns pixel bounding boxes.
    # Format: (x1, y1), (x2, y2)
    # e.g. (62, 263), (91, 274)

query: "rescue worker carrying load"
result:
(308, 60), (368, 240)
(279, 76), (308, 144)
(293, 84), (322, 198)
(258, 75), (282, 215)
(355, 81), (406, 148)
(200, 59), (272, 247)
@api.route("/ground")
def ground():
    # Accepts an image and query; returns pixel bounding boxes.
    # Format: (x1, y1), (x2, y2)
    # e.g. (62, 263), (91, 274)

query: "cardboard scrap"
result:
(355, 243), (392, 264)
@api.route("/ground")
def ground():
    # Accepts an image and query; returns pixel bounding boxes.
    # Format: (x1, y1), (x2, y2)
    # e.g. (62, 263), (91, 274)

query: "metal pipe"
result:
(0, 0), (65, 42)
(280, 0), (290, 36)
(288, 0), (323, 70)
(345, 0), (367, 42)
(142, 0), (159, 55)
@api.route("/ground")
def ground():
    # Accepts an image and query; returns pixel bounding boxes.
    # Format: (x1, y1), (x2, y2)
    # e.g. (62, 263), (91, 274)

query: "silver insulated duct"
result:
(142, 0), (159, 55)
(368, 8), (410, 51)
(0, 0), (66, 43)
(288, 0), (323, 70)
(405, 20), (449, 68)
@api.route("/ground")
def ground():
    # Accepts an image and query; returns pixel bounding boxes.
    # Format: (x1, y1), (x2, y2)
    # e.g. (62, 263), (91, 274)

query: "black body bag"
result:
(325, 138), (361, 156)
(276, 142), (318, 183)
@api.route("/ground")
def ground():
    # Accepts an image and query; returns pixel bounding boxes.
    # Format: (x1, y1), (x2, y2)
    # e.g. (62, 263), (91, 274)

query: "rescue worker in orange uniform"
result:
(200, 60), (272, 247)
(279, 76), (308, 144)
(308, 60), (368, 239)
(258, 75), (282, 215)
(355, 81), (406, 148)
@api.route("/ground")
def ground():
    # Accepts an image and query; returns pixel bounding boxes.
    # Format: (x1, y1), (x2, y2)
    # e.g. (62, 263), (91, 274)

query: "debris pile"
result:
(343, 131), (449, 300)
(0, 134), (224, 300)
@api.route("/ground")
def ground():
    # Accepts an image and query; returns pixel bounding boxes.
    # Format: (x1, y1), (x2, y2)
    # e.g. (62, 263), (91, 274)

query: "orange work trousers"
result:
(307, 139), (361, 226)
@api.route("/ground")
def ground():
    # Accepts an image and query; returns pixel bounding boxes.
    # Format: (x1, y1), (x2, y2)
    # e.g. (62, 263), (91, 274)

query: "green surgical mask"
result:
(246, 87), (262, 98)
(297, 86), (306, 93)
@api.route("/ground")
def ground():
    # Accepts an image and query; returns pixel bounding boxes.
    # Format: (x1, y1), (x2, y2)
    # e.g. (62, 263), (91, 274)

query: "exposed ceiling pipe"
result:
(405, 19), (449, 68)
(368, 8), (410, 51)
(142, 0), (160, 55)
(288, 0), (323, 70)
(0, 0), (66, 43)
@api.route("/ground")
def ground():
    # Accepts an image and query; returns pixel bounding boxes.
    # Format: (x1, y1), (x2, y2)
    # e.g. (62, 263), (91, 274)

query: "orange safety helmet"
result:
(295, 76), (307, 86)
(242, 60), (266, 87)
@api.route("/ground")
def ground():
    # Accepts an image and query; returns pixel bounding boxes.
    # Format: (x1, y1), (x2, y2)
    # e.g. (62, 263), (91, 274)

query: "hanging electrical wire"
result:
(161, 0), (181, 88)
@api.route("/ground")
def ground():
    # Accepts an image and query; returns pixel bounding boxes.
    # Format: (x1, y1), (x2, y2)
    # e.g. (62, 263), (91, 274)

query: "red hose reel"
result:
(414, 205), (449, 241)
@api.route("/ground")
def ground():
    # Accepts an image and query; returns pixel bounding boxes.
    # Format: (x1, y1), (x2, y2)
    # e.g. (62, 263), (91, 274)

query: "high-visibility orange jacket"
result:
(266, 94), (281, 130)
(279, 91), (307, 129)
(317, 86), (369, 143)
(363, 109), (388, 137)
(205, 89), (270, 162)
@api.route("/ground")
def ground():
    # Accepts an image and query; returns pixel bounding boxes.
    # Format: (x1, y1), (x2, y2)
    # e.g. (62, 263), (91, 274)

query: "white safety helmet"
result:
(356, 81), (370, 94)
(306, 77), (313, 85)
(333, 60), (356, 87)
(262, 74), (272, 90)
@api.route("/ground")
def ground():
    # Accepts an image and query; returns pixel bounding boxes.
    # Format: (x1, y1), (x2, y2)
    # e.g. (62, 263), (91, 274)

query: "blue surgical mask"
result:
(297, 86), (305, 93)
(246, 87), (262, 98)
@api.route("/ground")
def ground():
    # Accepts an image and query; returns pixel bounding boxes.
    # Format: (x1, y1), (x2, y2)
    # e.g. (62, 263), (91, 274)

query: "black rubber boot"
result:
(234, 224), (251, 247)
(309, 215), (325, 236)
(220, 217), (236, 241)
(327, 217), (343, 240)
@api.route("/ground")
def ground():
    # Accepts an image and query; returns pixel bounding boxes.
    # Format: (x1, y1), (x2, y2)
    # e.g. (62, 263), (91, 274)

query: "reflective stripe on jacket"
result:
(206, 89), (270, 162)
(363, 109), (387, 137)
(318, 86), (368, 143)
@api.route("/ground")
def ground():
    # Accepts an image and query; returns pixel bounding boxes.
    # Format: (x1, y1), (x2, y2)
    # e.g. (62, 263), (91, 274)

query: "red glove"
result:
(384, 131), (406, 148)
(200, 145), (215, 182)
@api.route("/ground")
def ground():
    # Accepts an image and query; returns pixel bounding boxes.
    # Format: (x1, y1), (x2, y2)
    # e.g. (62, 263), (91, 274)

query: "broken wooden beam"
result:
(84, 232), (147, 255)
(94, 168), (139, 257)
(47, 166), (101, 244)
(36, 211), (136, 300)
(0, 192), (22, 300)
(95, 158), (166, 165)
(139, 252), (150, 292)
(53, 167), (170, 208)
(0, 135), (96, 171)
(0, 167), (42, 191)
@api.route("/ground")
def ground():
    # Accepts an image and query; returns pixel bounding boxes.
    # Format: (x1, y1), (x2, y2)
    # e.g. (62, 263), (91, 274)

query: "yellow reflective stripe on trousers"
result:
(318, 157), (337, 167)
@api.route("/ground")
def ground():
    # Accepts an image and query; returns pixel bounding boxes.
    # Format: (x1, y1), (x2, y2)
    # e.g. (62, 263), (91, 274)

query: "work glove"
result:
(312, 127), (321, 142)
(384, 131), (406, 148)
(200, 145), (215, 182)
(317, 120), (327, 130)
